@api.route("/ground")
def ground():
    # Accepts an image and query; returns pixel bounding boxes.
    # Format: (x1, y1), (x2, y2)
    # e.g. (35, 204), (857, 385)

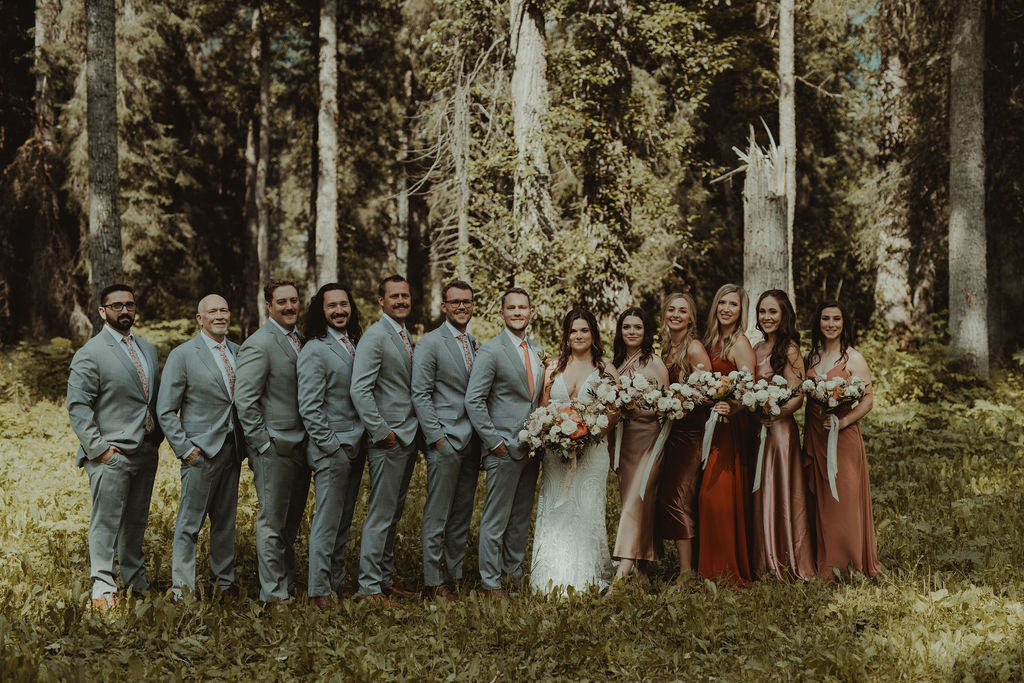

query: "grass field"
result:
(2, 331), (1023, 681)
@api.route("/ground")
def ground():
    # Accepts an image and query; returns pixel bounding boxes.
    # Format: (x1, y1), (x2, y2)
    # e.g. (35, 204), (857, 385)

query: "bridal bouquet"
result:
(685, 364), (754, 469)
(519, 402), (591, 462)
(614, 373), (663, 417)
(801, 374), (869, 502)
(737, 375), (795, 492)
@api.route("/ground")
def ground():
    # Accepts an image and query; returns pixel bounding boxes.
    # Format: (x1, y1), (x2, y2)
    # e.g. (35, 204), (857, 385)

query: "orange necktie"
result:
(521, 340), (534, 398)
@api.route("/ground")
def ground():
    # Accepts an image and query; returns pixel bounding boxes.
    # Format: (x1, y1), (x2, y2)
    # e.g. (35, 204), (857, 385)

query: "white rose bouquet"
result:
(686, 364), (754, 469)
(736, 374), (795, 492)
(800, 374), (869, 501)
(518, 401), (591, 463)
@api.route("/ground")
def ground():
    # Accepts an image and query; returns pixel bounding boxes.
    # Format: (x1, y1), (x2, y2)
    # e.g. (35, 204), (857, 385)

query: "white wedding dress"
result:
(529, 369), (613, 594)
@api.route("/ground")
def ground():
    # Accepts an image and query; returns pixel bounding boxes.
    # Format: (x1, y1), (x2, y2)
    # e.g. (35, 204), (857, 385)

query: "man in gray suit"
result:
(412, 280), (480, 601)
(156, 294), (243, 601)
(67, 283), (163, 609)
(296, 283), (366, 607)
(350, 274), (419, 604)
(465, 287), (544, 598)
(234, 278), (310, 604)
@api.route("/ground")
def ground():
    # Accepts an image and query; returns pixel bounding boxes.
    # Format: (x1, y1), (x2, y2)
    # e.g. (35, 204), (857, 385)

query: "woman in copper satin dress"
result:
(696, 284), (755, 585)
(656, 293), (711, 581)
(803, 300), (882, 578)
(749, 290), (815, 580)
(611, 307), (669, 583)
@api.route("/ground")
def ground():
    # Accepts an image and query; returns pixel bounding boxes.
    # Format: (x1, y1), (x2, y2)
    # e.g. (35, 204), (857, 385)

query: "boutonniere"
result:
(537, 346), (550, 365)
(471, 338), (480, 353)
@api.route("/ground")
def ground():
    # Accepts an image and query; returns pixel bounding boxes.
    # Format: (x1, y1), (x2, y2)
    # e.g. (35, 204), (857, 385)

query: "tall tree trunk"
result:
(452, 55), (471, 281)
(778, 0), (796, 303)
(86, 0), (123, 324)
(34, 0), (55, 141)
(256, 3), (271, 324)
(510, 0), (555, 277)
(314, 0), (339, 288)
(948, 0), (988, 377)
(242, 116), (259, 335)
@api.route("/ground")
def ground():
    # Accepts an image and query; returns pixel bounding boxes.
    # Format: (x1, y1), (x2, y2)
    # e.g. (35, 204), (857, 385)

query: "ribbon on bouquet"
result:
(826, 414), (840, 501)
(638, 420), (673, 501)
(751, 424), (768, 493)
(553, 456), (578, 509)
(613, 424), (624, 471)
(700, 410), (719, 469)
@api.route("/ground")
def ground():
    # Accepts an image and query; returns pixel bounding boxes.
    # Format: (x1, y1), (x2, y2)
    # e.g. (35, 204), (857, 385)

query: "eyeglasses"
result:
(103, 302), (137, 312)
(444, 299), (474, 309)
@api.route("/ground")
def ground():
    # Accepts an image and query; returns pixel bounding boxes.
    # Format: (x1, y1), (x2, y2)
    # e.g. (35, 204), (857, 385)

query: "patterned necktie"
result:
(287, 330), (303, 355)
(122, 336), (154, 433)
(399, 328), (413, 359)
(215, 343), (236, 397)
(458, 333), (473, 374)
(520, 340), (534, 398)
(340, 333), (356, 358)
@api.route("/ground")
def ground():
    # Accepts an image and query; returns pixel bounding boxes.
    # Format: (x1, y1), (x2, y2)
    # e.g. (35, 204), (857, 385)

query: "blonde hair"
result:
(661, 292), (699, 376)
(703, 284), (748, 362)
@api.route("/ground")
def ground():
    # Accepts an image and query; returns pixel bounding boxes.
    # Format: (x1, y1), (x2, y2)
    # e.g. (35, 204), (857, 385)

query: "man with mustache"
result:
(296, 283), (366, 606)
(411, 280), (480, 601)
(67, 284), (163, 609)
(350, 274), (420, 605)
(156, 294), (244, 602)
(234, 279), (311, 604)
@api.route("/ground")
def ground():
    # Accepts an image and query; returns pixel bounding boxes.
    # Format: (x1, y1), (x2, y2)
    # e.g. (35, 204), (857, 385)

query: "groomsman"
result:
(156, 294), (243, 601)
(234, 278), (311, 604)
(412, 280), (480, 601)
(350, 275), (419, 604)
(296, 284), (367, 606)
(67, 284), (163, 609)
(465, 287), (544, 597)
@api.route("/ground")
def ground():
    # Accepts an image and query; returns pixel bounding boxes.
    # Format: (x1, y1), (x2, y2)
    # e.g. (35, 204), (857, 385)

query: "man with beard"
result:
(411, 280), (480, 601)
(465, 287), (544, 597)
(156, 294), (244, 601)
(234, 279), (310, 604)
(350, 275), (419, 604)
(296, 284), (366, 606)
(67, 284), (163, 609)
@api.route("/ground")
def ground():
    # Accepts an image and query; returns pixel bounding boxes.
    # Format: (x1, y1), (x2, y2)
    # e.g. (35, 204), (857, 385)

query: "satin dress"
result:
(656, 363), (707, 546)
(749, 348), (815, 579)
(696, 349), (752, 585)
(803, 359), (883, 578)
(612, 357), (663, 562)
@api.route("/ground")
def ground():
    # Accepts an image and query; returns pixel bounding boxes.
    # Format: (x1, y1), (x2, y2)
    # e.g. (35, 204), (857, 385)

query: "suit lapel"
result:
(325, 334), (353, 367)
(387, 323), (411, 367)
(103, 331), (147, 398)
(501, 333), (531, 396)
(193, 334), (231, 400)
(443, 331), (469, 379)
(271, 325), (298, 359)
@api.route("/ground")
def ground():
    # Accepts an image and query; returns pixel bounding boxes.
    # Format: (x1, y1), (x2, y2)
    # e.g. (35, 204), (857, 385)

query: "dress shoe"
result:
(217, 586), (240, 601)
(359, 593), (398, 608)
(383, 584), (415, 599)
(311, 595), (338, 610)
(90, 594), (119, 610)
(480, 588), (507, 599)
(427, 584), (459, 602)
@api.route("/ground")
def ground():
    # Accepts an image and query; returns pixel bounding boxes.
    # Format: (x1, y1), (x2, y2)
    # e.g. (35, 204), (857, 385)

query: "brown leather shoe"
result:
(90, 594), (119, 610)
(480, 588), (507, 598)
(383, 584), (415, 599)
(427, 584), (459, 602)
(311, 595), (338, 610)
(360, 593), (398, 608)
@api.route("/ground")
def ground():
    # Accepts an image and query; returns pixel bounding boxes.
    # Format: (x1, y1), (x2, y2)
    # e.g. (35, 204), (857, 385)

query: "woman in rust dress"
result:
(656, 292), (711, 581)
(696, 284), (755, 585)
(803, 300), (882, 578)
(749, 290), (815, 580)
(611, 307), (669, 583)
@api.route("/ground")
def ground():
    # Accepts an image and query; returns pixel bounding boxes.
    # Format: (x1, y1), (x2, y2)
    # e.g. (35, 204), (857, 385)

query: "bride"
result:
(530, 308), (619, 594)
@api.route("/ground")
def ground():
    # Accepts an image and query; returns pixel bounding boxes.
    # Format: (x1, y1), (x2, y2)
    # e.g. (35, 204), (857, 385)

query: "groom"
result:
(465, 287), (544, 597)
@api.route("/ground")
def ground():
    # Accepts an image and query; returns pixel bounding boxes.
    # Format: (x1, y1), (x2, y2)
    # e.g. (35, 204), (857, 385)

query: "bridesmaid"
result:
(696, 284), (755, 585)
(611, 307), (669, 583)
(803, 300), (882, 578)
(656, 292), (711, 582)
(749, 290), (815, 580)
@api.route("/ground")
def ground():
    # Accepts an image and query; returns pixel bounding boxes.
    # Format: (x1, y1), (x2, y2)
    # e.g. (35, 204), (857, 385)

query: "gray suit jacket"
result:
(297, 334), (365, 461)
(67, 328), (163, 467)
(412, 324), (478, 451)
(234, 322), (306, 458)
(349, 317), (418, 447)
(156, 334), (243, 460)
(465, 332), (544, 461)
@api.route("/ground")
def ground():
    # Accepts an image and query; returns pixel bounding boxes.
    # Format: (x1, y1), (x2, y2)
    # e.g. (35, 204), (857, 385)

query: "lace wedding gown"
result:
(529, 370), (613, 594)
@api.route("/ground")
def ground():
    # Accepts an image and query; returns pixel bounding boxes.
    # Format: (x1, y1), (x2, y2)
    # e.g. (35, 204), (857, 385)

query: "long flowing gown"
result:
(529, 370), (614, 594)
(696, 349), (753, 585)
(749, 347), (815, 579)
(612, 357), (663, 562)
(656, 364), (707, 547)
(803, 359), (883, 578)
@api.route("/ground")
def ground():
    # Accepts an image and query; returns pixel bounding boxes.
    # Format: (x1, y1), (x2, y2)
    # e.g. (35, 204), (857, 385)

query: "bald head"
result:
(197, 294), (231, 342)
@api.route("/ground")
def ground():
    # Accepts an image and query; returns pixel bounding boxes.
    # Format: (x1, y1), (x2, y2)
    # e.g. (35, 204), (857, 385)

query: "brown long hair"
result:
(755, 289), (799, 377)
(806, 299), (854, 370)
(554, 308), (605, 376)
(661, 292), (700, 375)
(702, 284), (748, 361)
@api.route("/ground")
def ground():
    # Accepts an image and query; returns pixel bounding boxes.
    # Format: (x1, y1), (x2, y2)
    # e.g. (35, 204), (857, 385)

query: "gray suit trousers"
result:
(171, 441), (241, 598)
(250, 444), (311, 602)
(357, 441), (417, 595)
(478, 452), (539, 591)
(308, 444), (365, 597)
(84, 444), (159, 599)
(422, 439), (480, 587)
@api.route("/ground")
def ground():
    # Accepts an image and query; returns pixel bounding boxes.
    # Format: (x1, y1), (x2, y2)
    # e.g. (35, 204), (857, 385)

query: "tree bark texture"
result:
(315, 0), (339, 288)
(742, 133), (789, 337)
(948, 0), (988, 376)
(86, 0), (123, 321)
(453, 57), (471, 280)
(256, 3), (271, 324)
(778, 0), (796, 303)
